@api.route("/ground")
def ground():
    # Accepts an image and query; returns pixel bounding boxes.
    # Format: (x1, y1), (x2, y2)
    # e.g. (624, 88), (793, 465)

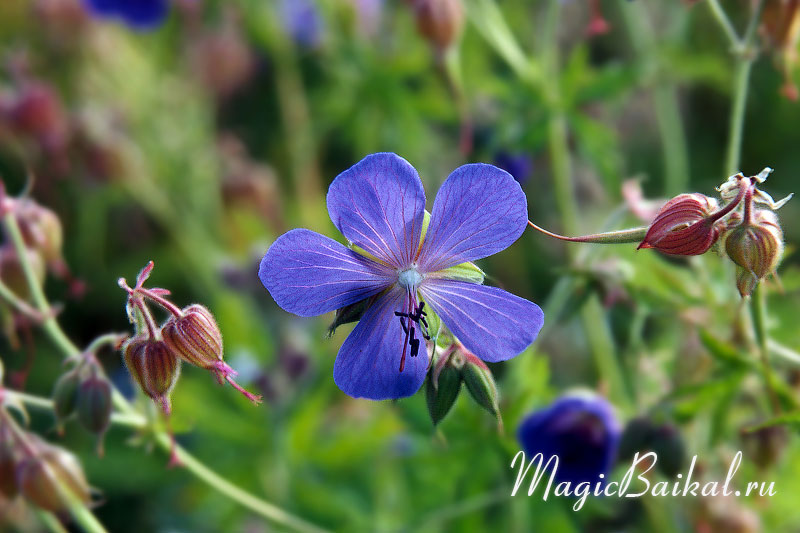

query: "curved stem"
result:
(527, 221), (648, 244)
(1, 211), (328, 533)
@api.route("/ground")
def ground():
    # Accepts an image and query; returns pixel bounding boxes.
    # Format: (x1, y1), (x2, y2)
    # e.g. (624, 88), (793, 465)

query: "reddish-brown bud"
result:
(409, 0), (464, 52)
(725, 209), (784, 282)
(162, 304), (223, 371)
(162, 305), (262, 405)
(16, 441), (90, 512)
(638, 193), (724, 255)
(123, 337), (181, 414)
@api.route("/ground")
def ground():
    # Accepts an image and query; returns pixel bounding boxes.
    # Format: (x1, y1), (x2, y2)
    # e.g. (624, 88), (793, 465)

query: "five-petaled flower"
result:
(259, 152), (544, 400)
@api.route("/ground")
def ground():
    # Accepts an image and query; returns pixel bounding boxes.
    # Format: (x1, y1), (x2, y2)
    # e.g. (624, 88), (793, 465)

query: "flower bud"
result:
(408, 0), (464, 53)
(13, 199), (64, 265)
(16, 441), (90, 512)
(123, 337), (181, 414)
(0, 245), (46, 300)
(77, 375), (112, 452)
(162, 304), (223, 370)
(161, 305), (262, 404)
(51, 368), (81, 424)
(425, 349), (463, 426)
(725, 209), (784, 285)
(460, 351), (500, 420)
(637, 193), (723, 255)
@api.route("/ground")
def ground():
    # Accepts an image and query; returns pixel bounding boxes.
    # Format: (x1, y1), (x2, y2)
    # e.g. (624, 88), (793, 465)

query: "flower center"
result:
(397, 267), (423, 289)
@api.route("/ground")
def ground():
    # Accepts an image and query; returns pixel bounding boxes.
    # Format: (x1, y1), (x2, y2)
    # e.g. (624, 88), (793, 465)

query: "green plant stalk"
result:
(750, 283), (780, 413)
(1, 212), (328, 533)
(543, 0), (630, 408)
(711, 0), (777, 412)
(621, 1), (690, 195)
(35, 508), (71, 533)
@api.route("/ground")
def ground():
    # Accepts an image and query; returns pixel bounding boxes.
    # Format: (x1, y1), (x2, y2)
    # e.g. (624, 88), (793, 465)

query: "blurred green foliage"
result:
(1, 0), (800, 531)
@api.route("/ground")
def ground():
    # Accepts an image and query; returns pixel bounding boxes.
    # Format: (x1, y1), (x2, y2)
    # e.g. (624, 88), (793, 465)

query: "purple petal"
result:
(419, 280), (543, 362)
(334, 289), (429, 399)
(259, 228), (393, 317)
(327, 153), (426, 269)
(418, 164), (528, 273)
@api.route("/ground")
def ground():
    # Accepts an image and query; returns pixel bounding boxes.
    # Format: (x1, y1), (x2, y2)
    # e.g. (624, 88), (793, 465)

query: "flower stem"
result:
(1, 212), (329, 533)
(527, 221), (648, 244)
(750, 283), (780, 413)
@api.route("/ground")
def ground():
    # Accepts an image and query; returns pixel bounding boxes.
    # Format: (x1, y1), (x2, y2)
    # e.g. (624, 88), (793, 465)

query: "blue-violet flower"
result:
(260, 152), (543, 400)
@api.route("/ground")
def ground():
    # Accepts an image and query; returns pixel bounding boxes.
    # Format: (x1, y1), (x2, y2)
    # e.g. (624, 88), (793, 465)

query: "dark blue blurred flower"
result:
(517, 393), (620, 485)
(280, 0), (323, 48)
(84, 0), (169, 30)
(494, 152), (533, 184)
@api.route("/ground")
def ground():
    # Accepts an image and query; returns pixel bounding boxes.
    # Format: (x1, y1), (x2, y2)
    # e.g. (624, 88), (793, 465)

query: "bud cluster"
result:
(51, 354), (113, 455)
(638, 168), (792, 297)
(425, 342), (501, 428)
(118, 261), (262, 415)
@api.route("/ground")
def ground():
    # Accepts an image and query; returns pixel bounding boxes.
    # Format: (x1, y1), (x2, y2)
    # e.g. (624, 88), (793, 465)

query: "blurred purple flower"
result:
(280, 0), (323, 48)
(83, 0), (169, 30)
(260, 152), (543, 400)
(517, 393), (621, 485)
(494, 151), (533, 184)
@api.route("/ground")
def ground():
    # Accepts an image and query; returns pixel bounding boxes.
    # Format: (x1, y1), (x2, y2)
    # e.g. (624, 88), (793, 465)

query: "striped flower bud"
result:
(123, 337), (181, 414)
(725, 209), (784, 284)
(162, 305), (262, 404)
(637, 193), (725, 255)
(77, 375), (112, 455)
(161, 304), (223, 372)
(16, 441), (91, 513)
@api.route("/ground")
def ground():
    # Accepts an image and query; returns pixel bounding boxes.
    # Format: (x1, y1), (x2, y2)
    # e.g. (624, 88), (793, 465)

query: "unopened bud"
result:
(16, 441), (90, 512)
(51, 368), (81, 424)
(13, 199), (64, 265)
(123, 337), (181, 414)
(725, 209), (784, 283)
(425, 349), (463, 426)
(0, 245), (46, 300)
(409, 0), (464, 53)
(161, 304), (262, 404)
(637, 193), (723, 255)
(77, 375), (112, 454)
(460, 351), (500, 421)
(162, 305), (223, 370)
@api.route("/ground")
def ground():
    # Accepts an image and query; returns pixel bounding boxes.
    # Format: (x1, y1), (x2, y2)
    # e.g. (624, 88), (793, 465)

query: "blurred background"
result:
(1, 0), (800, 531)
